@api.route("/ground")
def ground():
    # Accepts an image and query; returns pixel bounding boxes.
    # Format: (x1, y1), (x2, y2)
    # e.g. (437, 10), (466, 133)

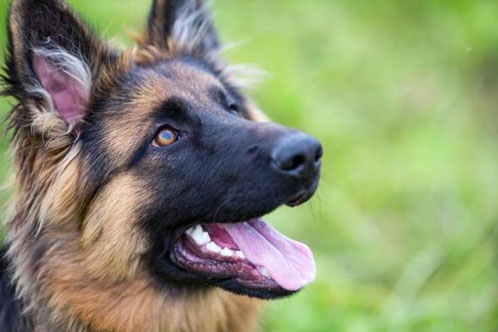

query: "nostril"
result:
(271, 132), (322, 177)
(314, 146), (323, 162)
(281, 154), (306, 171)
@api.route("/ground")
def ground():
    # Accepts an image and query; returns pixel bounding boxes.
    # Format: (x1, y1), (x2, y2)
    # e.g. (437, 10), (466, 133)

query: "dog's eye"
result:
(153, 128), (178, 147)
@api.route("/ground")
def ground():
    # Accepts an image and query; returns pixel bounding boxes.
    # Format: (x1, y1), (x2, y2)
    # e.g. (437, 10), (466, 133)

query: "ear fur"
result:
(144, 0), (221, 60)
(2, 0), (107, 134)
(32, 48), (92, 125)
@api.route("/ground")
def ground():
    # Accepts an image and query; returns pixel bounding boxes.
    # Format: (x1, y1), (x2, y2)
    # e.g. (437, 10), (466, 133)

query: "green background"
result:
(1, 1), (497, 331)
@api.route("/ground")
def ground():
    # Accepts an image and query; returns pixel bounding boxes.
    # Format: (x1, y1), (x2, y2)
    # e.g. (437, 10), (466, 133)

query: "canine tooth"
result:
(205, 241), (221, 253)
(190, 225), (211, 245)
(220, 248), (234, 257)
(259, 267), (270, 277)
(189, 225), (201, 239)
(235, 251), (245, 259)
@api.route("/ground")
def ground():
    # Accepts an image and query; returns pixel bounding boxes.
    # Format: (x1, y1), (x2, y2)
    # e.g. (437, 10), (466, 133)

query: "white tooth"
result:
(259, 267), (270, 277)
(185, 227), (194, 236)
(235, 251), (245, 259)
(220, 248), (234, 257)
(205, 241), (221, 253)
(189, 225), (201, 239)
(191, 225), (211, 246)
(190, 225), (201, 236)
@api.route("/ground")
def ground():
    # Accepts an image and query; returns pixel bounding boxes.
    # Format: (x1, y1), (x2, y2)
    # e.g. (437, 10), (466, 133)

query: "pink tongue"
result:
(222, 219), (316, 291)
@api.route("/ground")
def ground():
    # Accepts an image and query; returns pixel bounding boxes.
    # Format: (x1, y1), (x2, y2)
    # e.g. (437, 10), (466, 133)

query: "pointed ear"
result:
(4, 0), (106, 131)
(144, 0), (221, 59)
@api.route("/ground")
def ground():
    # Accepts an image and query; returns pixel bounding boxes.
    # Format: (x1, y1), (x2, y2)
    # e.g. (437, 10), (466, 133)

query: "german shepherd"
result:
(0, 0), (322, 331)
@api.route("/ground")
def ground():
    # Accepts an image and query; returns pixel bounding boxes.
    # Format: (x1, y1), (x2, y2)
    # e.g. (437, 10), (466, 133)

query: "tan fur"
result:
(130, 46), (169, 66)
(7, 117), (262, 331)
(6, 57), (262, 332)
(81, 174), (149, 281)
(5, 0), (265, 330)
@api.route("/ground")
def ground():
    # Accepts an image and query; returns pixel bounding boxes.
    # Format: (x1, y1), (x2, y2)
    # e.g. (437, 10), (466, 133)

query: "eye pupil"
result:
(229, 103), (238, 112)
(153, 128), (178, 147)
(160, 131), (173, 140)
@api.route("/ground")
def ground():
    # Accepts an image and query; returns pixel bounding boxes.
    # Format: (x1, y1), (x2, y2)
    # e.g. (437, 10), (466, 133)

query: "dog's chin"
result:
(154, 186), (319, 300)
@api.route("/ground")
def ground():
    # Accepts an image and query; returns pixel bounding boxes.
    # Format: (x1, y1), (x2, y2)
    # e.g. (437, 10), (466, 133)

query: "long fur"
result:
(0, 1), (267, 331)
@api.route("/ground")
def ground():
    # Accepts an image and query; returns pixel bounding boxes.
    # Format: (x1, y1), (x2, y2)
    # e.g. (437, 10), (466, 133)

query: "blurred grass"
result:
(1, 1), (497, 331)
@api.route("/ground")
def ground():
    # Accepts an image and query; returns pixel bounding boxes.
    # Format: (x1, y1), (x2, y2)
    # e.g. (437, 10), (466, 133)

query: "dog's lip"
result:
(285, 179), (319, 207)
(170, 234), (283, 291)
(167, 217), (316, 293)
(285, 191), (309, 207)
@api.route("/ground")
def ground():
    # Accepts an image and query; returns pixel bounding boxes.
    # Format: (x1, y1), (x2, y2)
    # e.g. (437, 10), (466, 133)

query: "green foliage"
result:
(1, 1), (497, 331)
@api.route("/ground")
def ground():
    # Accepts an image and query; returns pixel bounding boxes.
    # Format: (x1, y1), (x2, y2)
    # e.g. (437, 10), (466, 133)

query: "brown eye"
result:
(153, 128), (178, 147)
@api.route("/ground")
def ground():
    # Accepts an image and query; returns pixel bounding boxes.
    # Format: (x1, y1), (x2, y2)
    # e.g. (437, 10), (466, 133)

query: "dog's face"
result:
(5, 0), (321, 300)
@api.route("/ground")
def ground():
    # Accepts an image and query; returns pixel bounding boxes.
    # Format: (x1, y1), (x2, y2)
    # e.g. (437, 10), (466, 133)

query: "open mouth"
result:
(170, 218), (316, 294)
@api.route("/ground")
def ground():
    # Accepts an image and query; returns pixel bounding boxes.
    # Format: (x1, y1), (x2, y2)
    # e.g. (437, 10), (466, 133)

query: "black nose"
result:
(271, 132), (322, 178)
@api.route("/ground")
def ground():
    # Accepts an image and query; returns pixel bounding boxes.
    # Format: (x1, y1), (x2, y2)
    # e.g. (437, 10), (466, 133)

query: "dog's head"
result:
(4, 0), (321, 300)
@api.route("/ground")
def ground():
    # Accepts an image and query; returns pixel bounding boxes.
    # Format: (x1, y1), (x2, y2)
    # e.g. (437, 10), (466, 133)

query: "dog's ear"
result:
(4, 0), (107, 132)
(144, 0), (221, 59)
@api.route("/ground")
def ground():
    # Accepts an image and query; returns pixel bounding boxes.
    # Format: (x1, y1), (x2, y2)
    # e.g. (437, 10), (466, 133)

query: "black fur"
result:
(0, 247), (31, 332)
(77, 54), (321, 298)
(1, 1), (323, 329)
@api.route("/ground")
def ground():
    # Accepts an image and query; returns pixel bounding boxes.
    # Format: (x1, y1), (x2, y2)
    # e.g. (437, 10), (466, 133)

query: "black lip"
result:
(285, 175), (320, 207)
(170, 237), (286, 290)
(151, 226), (298, 299)
(169, 236), (294, 298)
(286, 191), (309, 206)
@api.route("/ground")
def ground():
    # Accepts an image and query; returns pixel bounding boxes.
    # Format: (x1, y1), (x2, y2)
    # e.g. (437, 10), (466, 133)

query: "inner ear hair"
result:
(32, 47), (92, 98)
(30, 47), (92, 129)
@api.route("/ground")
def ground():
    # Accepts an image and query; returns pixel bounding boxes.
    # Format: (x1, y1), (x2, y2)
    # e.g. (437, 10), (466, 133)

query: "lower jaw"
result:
(170, 236), (285, 293)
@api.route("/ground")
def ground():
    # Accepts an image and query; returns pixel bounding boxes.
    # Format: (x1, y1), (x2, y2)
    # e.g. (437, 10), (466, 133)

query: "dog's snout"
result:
(271, 132), (322, 178)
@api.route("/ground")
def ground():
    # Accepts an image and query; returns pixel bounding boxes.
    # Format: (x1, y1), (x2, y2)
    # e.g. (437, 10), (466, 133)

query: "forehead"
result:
(129, 58), (227, 120)
(135, 58), (226, 106)
(87, 58), (224, 154)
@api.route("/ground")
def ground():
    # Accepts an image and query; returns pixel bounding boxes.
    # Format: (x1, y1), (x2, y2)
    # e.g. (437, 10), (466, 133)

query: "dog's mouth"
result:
(170, 218), (316, 295)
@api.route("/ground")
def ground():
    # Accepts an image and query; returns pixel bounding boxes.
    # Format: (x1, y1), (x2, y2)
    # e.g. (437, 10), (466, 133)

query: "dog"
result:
(0, 0), (322, 331)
